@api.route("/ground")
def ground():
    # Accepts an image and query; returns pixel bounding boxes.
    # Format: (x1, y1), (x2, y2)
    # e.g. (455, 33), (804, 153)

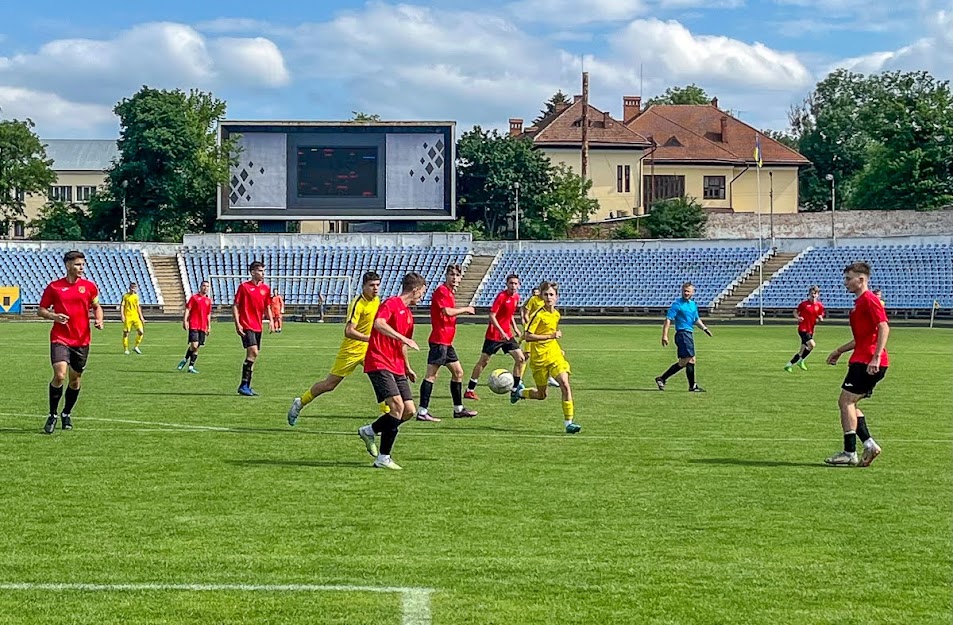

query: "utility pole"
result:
(581, 72), (589, 181)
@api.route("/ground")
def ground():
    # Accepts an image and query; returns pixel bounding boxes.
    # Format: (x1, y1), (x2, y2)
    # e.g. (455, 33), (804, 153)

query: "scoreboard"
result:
(218, 121), (456, 221)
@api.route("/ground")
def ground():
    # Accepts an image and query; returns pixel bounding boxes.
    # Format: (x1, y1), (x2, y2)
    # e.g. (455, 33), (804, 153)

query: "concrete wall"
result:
(182, 232), (473, 249)
(705, 209), (953, 240)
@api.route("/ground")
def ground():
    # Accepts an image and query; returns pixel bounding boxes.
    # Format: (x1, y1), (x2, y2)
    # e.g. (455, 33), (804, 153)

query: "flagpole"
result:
(757, 166), (764, 326)
(930, 299), (937, 329)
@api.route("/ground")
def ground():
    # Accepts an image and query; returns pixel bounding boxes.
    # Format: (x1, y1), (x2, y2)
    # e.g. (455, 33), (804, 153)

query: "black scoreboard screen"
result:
(296, 146), (379, 198)
(218, 121), (455, 221)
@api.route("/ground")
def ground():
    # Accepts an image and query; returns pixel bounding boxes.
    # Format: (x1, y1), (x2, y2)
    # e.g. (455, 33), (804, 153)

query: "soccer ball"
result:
(488, 369), (514, 394)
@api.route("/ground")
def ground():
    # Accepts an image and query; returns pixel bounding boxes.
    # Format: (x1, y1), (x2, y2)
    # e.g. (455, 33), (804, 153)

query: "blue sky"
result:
(1, 0), (950, 139)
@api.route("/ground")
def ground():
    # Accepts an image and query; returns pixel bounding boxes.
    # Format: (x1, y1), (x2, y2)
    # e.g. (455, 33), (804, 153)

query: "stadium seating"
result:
(741, 243), (953, 309)
(0, 247), (158, 306)
(475, 245), (765, 308)
(178, 245), (471, 307)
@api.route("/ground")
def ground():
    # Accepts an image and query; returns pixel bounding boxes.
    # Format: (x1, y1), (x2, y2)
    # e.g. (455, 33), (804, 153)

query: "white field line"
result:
(0, 583), (434, 625)
(1, 412), (951, 444)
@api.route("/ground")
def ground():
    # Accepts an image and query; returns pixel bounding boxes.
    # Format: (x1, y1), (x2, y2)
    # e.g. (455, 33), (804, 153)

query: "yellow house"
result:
(624, 97), (810, 213)
(5, 139), (118, 239)
(511, 97), (651, 222)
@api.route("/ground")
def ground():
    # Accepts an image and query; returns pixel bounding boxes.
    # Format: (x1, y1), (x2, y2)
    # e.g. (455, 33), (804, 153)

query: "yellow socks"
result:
(122, 336), (128, 350)
(134, 334), (143, 347)
(562, 400), (574, 420)
(300, 390), (315, 406)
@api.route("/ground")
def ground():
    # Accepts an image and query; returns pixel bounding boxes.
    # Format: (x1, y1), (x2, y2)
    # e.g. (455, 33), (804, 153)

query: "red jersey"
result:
(486, 290), (520, 341)
(187, 293), (212, 332)
(849, 290), (889, 367)
(796, 300), (826, 333)
(270, 295), (284, 316)
(364, 296), (414, 375)
(39, 277), (99, 347)
(428, 283), (457, 345)
(234, 280), (271, 333)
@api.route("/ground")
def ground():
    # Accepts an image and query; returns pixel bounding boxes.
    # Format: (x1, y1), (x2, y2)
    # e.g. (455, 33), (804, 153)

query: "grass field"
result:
(0, 320), (950, 624)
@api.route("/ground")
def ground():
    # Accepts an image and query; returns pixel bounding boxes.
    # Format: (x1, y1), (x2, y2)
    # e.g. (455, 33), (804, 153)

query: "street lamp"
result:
(121, 180), (129, 242)
(825, 173), (835, 246)
(513, 181), (521, 241)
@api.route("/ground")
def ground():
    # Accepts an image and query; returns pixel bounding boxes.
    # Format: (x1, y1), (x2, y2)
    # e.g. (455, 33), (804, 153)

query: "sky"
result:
(0, 0), (951, 140)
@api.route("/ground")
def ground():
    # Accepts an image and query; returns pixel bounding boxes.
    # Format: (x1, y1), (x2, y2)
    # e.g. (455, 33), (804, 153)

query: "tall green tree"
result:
(533, 90), (571, 125)
(0, 119), (57, 222)
(646, 84), (712, 106)
(97, 87), (235, 241)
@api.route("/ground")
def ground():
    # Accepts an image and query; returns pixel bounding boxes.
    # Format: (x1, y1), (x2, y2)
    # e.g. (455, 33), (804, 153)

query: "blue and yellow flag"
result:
(753, 135), (763, 168)
(0, 286), (21, 314)
(935, 300), (941, 309)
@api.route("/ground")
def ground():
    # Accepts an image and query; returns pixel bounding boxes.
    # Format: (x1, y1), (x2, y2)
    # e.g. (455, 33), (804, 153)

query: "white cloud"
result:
(507, 0), (648, 25)
(830, 2), (953, 78)
(608, 19), (812, 89)
(0, 22), (290, 106)
(0, 86), (115, 134)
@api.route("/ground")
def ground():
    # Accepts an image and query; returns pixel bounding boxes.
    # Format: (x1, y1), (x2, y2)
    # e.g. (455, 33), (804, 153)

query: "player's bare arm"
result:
(488, 311), (509, 340)
(443, 305), (475, 318)
(266, 305), (275, 333)
(373, 318), (419, 351)
(232, 303), (244, 336)
(92, 299), (104, 330)
(403, 344), (417, 382)
(182, 304), (190, 331)
(695, 319), (713, 336)
(38, 306), (69, 325)
(868, 321), (890, 374)
(661, 318), (672, 346)
(344, 322), (370, 342)
(826, 339), (856, 365)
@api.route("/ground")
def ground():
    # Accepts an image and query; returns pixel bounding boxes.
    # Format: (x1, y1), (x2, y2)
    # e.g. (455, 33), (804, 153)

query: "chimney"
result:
(623, 96), (642, 124)
(711, 97), (719, 109)
(573, 94), (583, 104)
(720, 116), (728, 143)
(554, 102), (570, 113)
(509, 118), (523, 137)
(603, 110), (610, 126)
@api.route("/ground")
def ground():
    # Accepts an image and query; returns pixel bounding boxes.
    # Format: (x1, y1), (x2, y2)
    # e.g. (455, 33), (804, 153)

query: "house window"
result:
(617, 165), (632, 193)
(49, 185), (72, 202)
(703, 176), (726, 200)
(13, 222), (25, 238)
(76, 186), (98, 203)
(643, 175), (685, 210)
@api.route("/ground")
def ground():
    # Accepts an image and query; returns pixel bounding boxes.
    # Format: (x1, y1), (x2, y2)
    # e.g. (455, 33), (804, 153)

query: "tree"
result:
(0, 119), (57, 222)
(644, 196), (707, 238)
(645, 84), (712, 106)
(28, 200), (86, 240)
(98, 87), (235, 241)
(533, 90), (571, 125)
(539, 163), (599, 238)
(351, 111), (382, 122)
(790, 69), (953, 211)
(455, 127), (552, 238)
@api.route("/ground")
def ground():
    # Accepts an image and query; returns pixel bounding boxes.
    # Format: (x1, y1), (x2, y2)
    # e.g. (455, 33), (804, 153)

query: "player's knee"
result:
(51, 372), (66, 385)
(535, 388), (547, 400)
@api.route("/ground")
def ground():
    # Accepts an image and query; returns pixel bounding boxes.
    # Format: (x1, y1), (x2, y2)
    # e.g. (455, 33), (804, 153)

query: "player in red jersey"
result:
(178, 280), (213, 374)
(357, 272), (427, 470)
(233, 261), (273, 396)
(37, 250), (104, 434)
(784, 285), (826, 372)
(825, 262), (888, 467)
(464, 274), (526, 402)
(270, 291), (285, 333)
(415, 264), (478, 422)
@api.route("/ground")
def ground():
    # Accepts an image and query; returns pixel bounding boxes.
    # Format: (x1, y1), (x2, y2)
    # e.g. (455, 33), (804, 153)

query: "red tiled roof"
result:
(524, 100), (651, 149)
(625, 104), (810, 166)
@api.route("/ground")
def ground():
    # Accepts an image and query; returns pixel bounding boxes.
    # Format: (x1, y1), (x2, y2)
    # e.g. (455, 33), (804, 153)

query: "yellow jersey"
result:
(527, 307), (562, 365)
(524, 294), (544, 321)
(339, 294), (380, 357)
(121, 292), (140, 319)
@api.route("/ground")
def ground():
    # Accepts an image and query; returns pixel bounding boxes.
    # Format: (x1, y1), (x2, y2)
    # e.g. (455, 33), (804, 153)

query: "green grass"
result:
(0, 320), (950, 624)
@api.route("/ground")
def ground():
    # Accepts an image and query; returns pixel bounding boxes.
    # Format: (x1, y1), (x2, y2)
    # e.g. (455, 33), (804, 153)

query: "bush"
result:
(644, 196), (707, 238)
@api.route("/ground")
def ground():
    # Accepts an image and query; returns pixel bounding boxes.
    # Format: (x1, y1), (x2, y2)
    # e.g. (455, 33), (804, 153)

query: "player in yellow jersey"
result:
(521, 282), (560, 388)
(287, 271), (388, 425)
(512, 281), (580, 434)
(120, 282), (146, 354)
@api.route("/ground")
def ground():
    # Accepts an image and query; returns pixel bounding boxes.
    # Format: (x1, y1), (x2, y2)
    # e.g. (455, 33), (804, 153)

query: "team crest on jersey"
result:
(79, 286), (86, 293)
(260, 288), (267, 294)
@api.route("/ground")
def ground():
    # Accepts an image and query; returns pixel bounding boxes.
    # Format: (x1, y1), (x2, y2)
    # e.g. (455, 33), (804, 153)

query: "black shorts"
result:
(367, 370), (413, 404)
(798, 330), (814, 345)
(188, 329), (208, 346)
(427, 343), (459, 366)
(674, 330), (695, 359)
(51, 343), (89, 373)
(241, 330), (262, 349)
(482, 338), (521, 356)
(841, 362), (887, 398)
